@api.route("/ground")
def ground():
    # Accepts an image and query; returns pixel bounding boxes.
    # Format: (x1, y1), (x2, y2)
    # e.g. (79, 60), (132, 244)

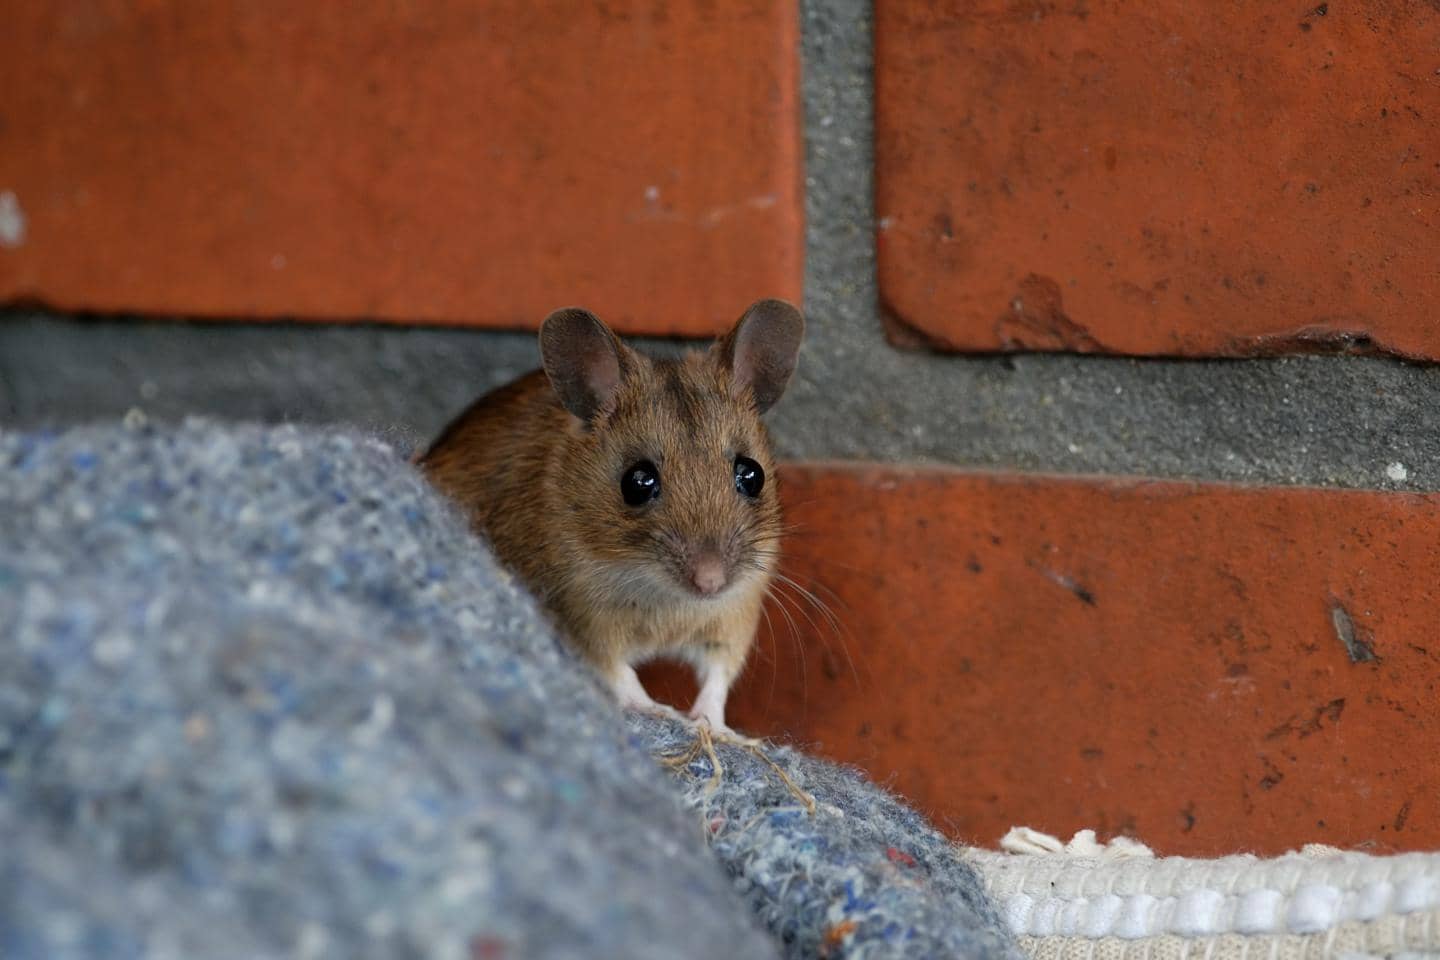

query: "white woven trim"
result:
(1017, 908), (1440, 959)
(963, 829), (1440, 942)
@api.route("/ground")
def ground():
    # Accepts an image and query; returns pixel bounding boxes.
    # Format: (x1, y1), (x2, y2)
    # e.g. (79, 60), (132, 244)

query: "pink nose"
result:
(689, 554), (728, 596)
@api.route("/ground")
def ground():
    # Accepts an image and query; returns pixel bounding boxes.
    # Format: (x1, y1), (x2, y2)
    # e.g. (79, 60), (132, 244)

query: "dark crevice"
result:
(1329, 601), (1379, 664)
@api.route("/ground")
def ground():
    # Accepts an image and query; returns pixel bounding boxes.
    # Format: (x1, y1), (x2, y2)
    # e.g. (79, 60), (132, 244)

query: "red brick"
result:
(874, 2), (1440, 358)
(0, 1), (802, 333)
(645, 465), (1440, 855)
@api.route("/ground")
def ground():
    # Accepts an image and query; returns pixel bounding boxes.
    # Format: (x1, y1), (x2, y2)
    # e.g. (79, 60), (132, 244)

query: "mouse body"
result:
(420, 299), (804, 731)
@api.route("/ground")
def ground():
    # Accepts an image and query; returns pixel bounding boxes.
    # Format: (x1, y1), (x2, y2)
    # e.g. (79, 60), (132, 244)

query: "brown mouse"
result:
(419, 299), (804, 732)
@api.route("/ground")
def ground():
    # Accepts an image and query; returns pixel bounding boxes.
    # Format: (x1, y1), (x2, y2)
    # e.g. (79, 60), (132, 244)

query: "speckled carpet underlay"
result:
(0, 420), (1019, 959)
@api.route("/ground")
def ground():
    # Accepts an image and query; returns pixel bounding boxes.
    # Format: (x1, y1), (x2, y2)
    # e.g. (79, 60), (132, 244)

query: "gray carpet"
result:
(0, 419), (1019, 960)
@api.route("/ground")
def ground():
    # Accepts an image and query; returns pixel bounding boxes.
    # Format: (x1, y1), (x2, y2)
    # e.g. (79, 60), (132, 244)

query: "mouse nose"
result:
(689, 553), (728, 596)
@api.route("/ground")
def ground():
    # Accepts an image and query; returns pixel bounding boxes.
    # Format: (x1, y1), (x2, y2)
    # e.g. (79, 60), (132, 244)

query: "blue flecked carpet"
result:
(0, 419), (1020, 960)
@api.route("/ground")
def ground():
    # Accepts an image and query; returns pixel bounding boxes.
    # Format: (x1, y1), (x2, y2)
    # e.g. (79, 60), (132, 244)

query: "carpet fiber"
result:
(0, 419), (1018, 960)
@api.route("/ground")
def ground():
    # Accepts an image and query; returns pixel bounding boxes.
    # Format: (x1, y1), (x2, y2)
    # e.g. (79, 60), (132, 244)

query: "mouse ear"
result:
(715, 298), (804, 414)
(539, 308), (628, 422)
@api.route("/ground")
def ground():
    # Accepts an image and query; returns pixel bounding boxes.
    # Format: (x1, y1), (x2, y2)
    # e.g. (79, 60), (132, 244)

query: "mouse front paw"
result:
(631, 699), (688, 723)
(686, 703), (730, 733)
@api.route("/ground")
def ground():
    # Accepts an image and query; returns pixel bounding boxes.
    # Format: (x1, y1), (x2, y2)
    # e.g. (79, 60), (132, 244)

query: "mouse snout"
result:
(687, 551), (728, 597)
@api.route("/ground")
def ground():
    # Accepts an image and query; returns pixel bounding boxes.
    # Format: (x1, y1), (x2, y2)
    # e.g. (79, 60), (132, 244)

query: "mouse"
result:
(419, 299), (804, 733)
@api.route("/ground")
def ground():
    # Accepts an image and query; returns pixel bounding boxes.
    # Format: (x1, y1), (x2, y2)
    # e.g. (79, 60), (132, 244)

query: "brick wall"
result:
(0, 1), (802, 333)
(3, 0), (1437, 855)
(874, 1), (1440, 358)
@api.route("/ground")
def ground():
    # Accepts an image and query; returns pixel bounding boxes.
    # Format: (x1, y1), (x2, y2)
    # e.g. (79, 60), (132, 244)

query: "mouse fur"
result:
(420, 299), (804, 731)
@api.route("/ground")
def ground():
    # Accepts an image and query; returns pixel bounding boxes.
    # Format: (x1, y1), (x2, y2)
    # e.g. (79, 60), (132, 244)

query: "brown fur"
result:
(419, 301), (802, 728)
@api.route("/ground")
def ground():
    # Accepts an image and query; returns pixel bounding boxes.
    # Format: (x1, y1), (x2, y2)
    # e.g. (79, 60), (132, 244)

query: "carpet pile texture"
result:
(0, 420), (1018, 960)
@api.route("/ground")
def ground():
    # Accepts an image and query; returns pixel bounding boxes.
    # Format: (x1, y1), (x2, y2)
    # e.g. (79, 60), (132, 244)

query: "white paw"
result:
(624, 697), (686, 722)
(686, 707), (733, 735)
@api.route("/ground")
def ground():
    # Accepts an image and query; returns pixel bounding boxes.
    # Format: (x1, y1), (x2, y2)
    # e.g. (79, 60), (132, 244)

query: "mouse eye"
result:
(621, 460), (661, 506)
(734, 457), (764, 499)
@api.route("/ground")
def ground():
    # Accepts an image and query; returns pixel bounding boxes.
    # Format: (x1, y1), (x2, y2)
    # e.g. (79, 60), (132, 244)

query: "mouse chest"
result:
(606, 604), (720, 659)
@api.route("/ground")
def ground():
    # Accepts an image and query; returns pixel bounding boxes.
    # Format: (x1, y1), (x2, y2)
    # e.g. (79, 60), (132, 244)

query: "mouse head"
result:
(539, 299), (804, 607)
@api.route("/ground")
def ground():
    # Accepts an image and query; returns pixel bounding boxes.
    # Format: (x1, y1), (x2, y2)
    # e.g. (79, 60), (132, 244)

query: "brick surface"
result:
(0, 1), (802, 333)
(646, 464), (1440, 855)
(874, 2), (1440, 358)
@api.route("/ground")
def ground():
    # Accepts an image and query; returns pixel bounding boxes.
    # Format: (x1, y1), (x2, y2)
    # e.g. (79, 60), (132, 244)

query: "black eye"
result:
(734, 457), (764, 498)
(621, 460), (660, 506)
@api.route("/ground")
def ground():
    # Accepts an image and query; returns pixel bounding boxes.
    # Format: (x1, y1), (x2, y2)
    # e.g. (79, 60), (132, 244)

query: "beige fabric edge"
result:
(1016, 908), (1440, 960)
